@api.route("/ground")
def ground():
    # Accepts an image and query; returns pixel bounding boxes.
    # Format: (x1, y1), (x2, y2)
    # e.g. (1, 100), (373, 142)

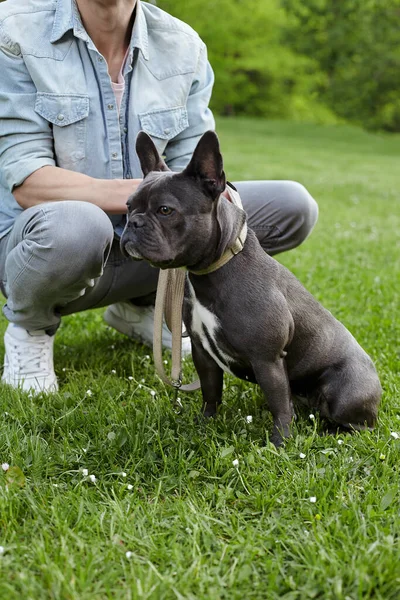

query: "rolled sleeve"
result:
(165, 43), (215, 172)
(0, 30), (55, 192)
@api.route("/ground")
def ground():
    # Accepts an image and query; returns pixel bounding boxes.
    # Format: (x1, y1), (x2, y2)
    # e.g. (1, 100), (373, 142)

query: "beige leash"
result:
(153, 184), (247, 393)
(153, 267), (201, 391)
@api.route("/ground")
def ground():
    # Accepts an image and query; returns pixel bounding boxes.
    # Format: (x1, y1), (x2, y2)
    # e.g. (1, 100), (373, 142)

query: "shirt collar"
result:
(50, 0), (74, 43)
(50, 0), (149, 60)
(130, 1), (149, 60)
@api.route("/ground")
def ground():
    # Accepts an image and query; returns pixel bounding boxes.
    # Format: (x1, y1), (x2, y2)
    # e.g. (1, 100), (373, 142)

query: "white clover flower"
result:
(390, 432), (399, 440)
(82, 468), (89, 477)
(89, 474), (96, 483)
(141, 378), (145, 383)
(145, 355), (150, 360)
(127, 484), (134, 491)
(62, 368), (66, 372)
(128, 376), (134, 381)
(1, 463), (9, 472)
(246, 415), (253, 424)
(138, 384), (143, 389)
(309, 496), (317, 503)
(309, 414), (315, 421)
(86, 390), (93, 397)
(337, 440), (344, 445)
(150, 390), (156, 397)
(111, 369), (116, 374)
(121, 472), (127, 478)
(0, 546), (4, 555)
(163, 360), (168, 365)
(125, 551), (133, 559)
(110, 345), (115, 350)
(232, 458), (239, 468)
(299, 453), (306, 459)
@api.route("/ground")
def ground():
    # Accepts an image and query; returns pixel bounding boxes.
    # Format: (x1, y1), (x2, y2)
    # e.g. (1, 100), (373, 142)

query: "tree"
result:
(282, 0), (400, 131)
(157, 0), (333, 123)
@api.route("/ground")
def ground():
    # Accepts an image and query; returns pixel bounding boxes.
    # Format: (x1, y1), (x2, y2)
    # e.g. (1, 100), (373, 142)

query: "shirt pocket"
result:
(34, 93), (89, 169)
(139, 106), (189, 154)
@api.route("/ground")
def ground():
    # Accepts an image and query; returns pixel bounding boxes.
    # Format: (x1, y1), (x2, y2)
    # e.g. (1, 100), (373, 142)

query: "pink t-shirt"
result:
(111, 48), (130, 114)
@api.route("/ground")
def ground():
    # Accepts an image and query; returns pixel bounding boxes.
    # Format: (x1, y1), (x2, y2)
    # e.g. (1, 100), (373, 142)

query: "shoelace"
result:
(11, 337), (52, 376)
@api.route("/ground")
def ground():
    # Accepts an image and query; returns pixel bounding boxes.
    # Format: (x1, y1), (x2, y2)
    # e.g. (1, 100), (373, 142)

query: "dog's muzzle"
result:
(120, 238), (143, 260)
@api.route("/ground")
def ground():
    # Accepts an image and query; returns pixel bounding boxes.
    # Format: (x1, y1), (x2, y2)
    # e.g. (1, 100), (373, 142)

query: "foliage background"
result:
(157, 0), (400, 132)
(1, 0), (398, 130)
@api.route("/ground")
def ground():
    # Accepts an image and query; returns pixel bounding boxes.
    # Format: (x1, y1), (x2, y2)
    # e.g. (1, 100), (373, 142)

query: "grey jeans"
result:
(0, 181), (318, 333)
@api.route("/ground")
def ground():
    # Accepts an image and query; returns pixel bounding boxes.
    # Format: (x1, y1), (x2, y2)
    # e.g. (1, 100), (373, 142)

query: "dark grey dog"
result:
(121, 130), (382, 446)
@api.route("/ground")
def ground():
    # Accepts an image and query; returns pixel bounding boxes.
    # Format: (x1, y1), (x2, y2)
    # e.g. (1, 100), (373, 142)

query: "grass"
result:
(0, 117), (400, 599)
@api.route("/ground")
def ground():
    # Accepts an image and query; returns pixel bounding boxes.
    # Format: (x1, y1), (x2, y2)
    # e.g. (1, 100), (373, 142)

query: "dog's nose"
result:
(129, 213), (145, 228)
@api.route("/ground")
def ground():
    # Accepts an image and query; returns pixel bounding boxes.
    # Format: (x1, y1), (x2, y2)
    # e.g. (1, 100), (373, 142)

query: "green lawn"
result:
(0, 118), (399, 599)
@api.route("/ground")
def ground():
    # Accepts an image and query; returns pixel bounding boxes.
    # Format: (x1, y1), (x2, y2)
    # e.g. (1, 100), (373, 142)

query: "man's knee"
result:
(43, 202), (115, 286)
(23, 201), (113, 267)
(238, 180), (318, 255)
(284, 181), (318, 243)
(270, 182), (318, 254)
(45, 201), (114, 254)
(4, 201), (114, 295)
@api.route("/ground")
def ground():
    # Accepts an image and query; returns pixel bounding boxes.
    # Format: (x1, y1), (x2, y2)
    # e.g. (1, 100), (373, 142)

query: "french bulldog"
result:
(120, 130), (382, 446)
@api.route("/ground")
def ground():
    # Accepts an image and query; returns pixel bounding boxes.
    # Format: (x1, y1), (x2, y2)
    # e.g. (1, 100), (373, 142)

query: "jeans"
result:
(0, 181), (318, 333)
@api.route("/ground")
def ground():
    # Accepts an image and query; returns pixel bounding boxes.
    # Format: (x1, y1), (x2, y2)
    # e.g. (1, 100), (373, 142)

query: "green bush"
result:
(158, 0), (400, 131)
(282, 0), (400, 131)
(157, 0), (337, 124)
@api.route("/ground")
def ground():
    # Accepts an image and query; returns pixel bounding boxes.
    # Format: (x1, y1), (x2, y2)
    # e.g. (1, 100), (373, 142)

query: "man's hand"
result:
(13, 165), (141, 214)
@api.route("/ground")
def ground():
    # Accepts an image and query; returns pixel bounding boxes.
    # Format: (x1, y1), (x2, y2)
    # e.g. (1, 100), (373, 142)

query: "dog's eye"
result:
(157, 206), (174, 216)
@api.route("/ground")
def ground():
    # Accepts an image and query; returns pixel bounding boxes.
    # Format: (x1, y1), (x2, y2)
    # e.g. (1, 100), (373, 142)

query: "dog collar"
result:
(188, 183), (248, 276)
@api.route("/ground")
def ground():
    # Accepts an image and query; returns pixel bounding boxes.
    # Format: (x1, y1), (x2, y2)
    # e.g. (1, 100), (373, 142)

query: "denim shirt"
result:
(0, 0), (215, 238)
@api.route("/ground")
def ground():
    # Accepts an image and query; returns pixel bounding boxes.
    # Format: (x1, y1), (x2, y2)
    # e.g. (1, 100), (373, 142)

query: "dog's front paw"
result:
(193, 403), (218, 425)
(202, 402), (218, 418)
(270, 422), (291, 447)
(270, 431), (285, 448)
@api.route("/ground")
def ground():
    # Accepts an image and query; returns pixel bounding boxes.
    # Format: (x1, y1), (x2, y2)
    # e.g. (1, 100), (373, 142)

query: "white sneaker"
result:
(104, 302), (192, 356)
(2, 323), (58, 394)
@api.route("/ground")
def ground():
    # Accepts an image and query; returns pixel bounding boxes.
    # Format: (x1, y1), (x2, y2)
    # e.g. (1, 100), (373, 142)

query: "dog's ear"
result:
(183, 130), (226, 198)
(215, 197), (246, 259)
(136, 131), (170, 176)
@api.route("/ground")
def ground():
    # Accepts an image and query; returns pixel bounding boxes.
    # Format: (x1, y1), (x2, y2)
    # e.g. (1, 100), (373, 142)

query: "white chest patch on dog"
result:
(187, 281), (235, 375)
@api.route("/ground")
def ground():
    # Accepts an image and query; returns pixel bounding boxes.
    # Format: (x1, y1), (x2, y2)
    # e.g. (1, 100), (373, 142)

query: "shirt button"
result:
(123, 127), (128, 133)
(97, 56), (103, 62)
(57, 113), (65, 122)
(107, 104), (114, 110)
(112, 152), (118, 159)
(164, 128), (170, 135)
